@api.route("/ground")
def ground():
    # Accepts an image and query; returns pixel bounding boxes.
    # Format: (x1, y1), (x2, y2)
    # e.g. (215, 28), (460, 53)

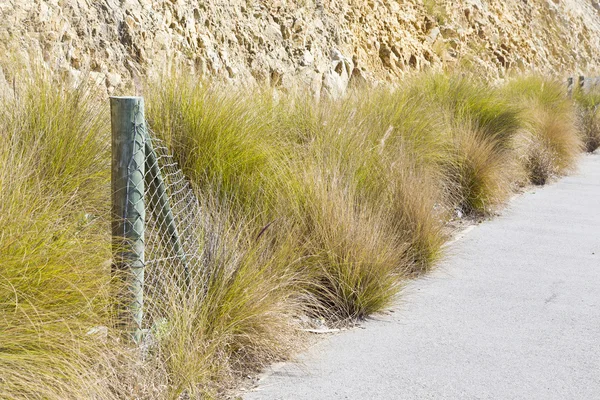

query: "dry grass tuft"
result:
(506, 77), (583, 185)
(573, 86), (600, 153)
(293, 166), (407, 321)
(143, 198), (303, 398)
(446, 120), (518, 213)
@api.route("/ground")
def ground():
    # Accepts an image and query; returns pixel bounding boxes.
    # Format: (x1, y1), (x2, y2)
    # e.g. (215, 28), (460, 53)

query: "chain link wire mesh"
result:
(116, 102), (206, 341)
(142, 127), (207, 332)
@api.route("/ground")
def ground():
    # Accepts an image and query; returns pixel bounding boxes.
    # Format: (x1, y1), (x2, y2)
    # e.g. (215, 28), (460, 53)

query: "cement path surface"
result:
(244, 153), (600, 400)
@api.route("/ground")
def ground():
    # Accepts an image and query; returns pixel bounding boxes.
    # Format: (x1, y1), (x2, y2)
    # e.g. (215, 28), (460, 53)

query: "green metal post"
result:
(111, 96), (146, 343)
(144, 134), (189, 286)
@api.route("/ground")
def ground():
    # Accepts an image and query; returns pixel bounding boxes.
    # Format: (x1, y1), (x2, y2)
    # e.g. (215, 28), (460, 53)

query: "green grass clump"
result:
(404, 74), (523, 214)
(417, 74), (523, 145)
(145, 81), (446, 322)
(144, 77), (284, 216)
(0, 74), (132, 399)
(0, 70), (586, 398)
(573, 86), (600, 153)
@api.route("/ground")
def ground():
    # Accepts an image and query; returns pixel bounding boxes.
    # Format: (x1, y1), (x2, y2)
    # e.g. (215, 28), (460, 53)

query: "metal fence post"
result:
(111, 96), (146, 343)
(567, 77), (574, 97)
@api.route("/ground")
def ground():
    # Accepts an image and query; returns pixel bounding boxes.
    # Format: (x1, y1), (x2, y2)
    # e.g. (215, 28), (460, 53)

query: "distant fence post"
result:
(567, 77), (574, 97)
(111, 96), (146, 343)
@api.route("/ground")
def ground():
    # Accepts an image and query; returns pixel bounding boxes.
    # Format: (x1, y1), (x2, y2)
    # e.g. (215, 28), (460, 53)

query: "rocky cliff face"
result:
(2, 0), (600, 96)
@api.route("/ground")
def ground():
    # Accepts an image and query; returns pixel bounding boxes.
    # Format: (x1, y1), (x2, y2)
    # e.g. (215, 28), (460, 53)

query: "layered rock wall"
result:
(2, 0), (600, 96)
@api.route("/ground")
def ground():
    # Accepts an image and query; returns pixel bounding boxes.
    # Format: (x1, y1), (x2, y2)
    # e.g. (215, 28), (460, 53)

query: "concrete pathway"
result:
(245, 153), (600, 400)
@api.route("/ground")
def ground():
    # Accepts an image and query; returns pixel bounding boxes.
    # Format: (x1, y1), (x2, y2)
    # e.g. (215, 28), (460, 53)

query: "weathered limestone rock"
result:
(1, 0), (600, 97)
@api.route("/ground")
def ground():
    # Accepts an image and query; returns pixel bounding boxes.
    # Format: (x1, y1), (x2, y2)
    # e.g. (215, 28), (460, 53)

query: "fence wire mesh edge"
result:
(124, 118), (208, 337)
(144, 127), (210, 331)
